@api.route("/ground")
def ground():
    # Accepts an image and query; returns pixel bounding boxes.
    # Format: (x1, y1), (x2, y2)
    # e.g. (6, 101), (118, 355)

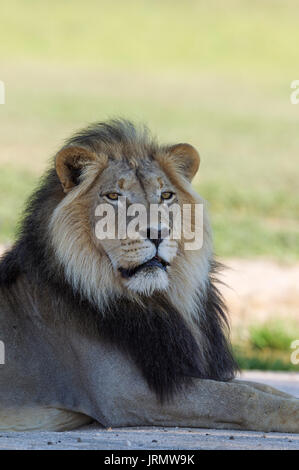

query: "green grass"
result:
(233, 321), (299, 371)
(1, 0), (299, 75)
(0, 0), (299, 259)
(234, 348), (298, 372)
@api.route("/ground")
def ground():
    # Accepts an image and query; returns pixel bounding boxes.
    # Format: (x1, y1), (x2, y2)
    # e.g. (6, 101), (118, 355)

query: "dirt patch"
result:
(218, 258), (299, 335)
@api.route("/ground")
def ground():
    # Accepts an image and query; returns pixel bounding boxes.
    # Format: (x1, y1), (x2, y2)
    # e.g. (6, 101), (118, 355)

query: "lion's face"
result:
(91, 159), (179, 294)
(51, 121), (212, 313)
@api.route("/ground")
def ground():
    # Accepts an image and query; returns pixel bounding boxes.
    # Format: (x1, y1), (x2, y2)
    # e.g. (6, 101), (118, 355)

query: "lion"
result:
(0, 119), (298, 432)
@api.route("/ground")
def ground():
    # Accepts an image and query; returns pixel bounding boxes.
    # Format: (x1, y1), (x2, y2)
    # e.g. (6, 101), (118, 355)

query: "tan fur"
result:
(0, 407), (92, 432)
(56, 146), (102, 193)
(51, 143), (213, 328)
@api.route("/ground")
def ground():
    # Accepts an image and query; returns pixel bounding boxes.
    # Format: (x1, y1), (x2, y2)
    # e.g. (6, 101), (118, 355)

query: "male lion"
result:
(0, 119), (298, 432)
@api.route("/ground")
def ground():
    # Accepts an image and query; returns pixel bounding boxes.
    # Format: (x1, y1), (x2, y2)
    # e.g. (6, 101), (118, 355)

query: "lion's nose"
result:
(147, 228), (162, 248)
(146, 226), (170, 248)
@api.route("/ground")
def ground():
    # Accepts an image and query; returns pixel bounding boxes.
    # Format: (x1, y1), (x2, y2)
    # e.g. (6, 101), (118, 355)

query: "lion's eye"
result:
(105, 193), (119, 201)
(161, 191), (174, 201)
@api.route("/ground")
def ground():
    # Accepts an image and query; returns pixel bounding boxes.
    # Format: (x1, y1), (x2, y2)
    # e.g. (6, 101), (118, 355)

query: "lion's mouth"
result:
(119, 255), (170, 279)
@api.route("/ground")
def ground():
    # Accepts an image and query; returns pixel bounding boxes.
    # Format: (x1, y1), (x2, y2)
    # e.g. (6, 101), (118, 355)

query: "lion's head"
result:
(50, 120), (212, 318)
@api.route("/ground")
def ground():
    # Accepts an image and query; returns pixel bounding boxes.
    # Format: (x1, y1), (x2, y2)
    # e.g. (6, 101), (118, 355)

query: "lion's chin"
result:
(123, 267), (169, 296)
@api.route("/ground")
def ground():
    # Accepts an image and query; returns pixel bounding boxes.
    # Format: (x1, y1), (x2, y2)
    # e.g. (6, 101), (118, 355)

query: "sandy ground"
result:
(0, 372), (297, 450)
(218, 258), (299, 333)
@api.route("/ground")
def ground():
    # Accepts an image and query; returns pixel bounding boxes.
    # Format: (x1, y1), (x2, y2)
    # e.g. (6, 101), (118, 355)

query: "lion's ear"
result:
(55, 146), (98, 193)
(167, 143), (200, 181)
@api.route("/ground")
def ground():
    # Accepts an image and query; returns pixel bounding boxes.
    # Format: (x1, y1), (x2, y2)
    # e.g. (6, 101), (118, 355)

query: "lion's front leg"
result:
(233, 379), (294, 398)
(106, 378), (299, 433)
(164, 379), (299, 433)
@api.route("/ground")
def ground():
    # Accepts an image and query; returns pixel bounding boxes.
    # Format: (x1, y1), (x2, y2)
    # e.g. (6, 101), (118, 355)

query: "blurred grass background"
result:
(234, 320), (299, 371)
(0, 0), (298, 369)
